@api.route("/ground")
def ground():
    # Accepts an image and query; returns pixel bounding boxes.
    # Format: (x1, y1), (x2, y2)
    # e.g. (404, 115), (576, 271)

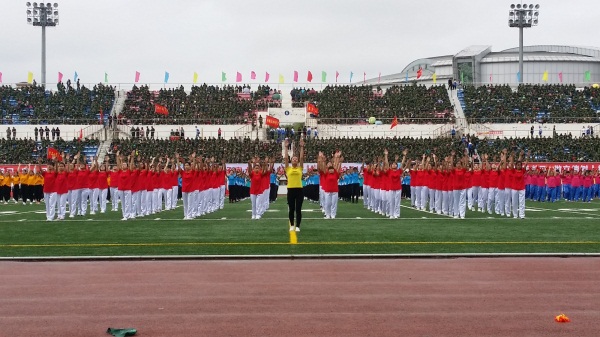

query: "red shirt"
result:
(88, 171), (99, 189)
(43, 171), (57, 193)
(453, 169), (466, 190)
(488, 170), (499, 188)
(98, 171), (108, 189)
(109, 171), (119, 188)
(387, 169), (401, 191)
(471, 170), (482, 187)
(76, 169), (89, 190)
(512, 169), (525, 190)
(181, 170), (196, 193)
(322, 171), (340, 193)
(249, 171), (265, 195)
(119, 169), (132, 191)
(55, 171), (69, 195)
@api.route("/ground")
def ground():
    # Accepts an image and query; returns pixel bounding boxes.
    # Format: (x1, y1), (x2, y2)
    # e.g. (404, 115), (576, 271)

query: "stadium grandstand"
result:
(1, 44), (600, 167)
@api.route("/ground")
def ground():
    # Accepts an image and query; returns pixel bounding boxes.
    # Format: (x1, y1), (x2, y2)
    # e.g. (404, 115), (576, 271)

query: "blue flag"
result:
(164, 71), (170, 84)
(405, 71), (408, 82)
(74, 71), (78, 82)
(349, 72), (354, 83)
(516, 72), (521, 82)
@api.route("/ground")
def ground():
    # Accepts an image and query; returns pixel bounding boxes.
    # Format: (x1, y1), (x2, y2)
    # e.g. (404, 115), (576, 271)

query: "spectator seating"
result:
(0, 138), (100, 164)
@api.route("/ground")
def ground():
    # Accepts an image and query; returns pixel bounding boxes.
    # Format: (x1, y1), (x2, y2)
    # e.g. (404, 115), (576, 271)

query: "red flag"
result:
(307, 71), (313, 82)
(78, 128), (83, 140)
(135, 71), (140, 83)
(307, 103), (319, 116)
(47, 147), (62, 161)
(416, 67), (423, 79)
(265, 115), (279, 128)
(335, 71), (339, 82)
(390, 116), (398, 129)
(154, 103), (169, 115)
(99, 108), (104, 122)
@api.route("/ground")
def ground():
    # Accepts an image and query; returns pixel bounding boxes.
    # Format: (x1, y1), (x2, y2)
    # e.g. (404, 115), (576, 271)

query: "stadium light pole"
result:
(509, 4), (539, 84)
(26, 2), (59, 87)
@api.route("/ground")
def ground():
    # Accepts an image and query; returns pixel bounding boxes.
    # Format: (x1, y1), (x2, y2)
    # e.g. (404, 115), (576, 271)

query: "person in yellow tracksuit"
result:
(0, 171), (10, 203)
(11, 171), (21, 203)
(33, 171), (44, 203)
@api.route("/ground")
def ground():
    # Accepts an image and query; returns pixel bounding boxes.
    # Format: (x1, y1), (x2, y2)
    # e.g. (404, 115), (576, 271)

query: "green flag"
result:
(321, 71), (327, 82)
(585, 71), (591, 82)
(460, 71), (464, 83)
(221, 72), (227, 82)
(104, 72), (108, 83)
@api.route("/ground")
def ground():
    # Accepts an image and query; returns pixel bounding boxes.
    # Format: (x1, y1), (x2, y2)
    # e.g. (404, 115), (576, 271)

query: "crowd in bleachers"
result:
(292, 84), (454, 124)
(462, 84), (600, 123)
(119, 84), (281, 125)
(0, 138), (100, 164)
(0, 82), (115, 125)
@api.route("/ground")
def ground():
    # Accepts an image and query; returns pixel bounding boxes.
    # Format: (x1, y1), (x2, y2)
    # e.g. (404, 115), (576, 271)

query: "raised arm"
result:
(298, 137), (305, 167)
(283, 138), (290, 168)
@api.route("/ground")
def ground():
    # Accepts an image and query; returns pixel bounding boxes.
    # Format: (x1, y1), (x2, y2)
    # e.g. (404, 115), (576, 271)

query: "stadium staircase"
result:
(447, 87), (469, 134)
(111, 90), (131, 139)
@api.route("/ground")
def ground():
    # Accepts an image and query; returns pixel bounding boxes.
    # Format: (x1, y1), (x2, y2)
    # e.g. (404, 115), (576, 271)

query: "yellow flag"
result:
(279, 74), (284, 84)
(542, 71), (548, 82)
(432, 73), (437, 84)
(193, 72), (198, 83)
(27, 71), (33, 84)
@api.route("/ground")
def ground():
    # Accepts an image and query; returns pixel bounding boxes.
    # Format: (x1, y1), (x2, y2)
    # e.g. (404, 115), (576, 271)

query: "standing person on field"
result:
(318, 150), (342, 219)
(284, 137), (305, 232)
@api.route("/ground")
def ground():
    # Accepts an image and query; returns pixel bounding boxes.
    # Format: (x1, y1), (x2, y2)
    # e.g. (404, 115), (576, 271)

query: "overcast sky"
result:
(1, 0), (598, 87)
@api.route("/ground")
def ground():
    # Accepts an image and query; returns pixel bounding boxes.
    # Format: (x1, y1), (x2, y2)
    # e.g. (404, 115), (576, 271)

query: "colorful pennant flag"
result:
(164, 71), (170, 84)
(335, 71), (339, 83)
(279, 74), (284, 84)
(99, 108), (104, 122)
(293, 71), (298, 82)
(517, 72), (521, 82)
(390, 116), (398, 129)
(265, 115), (279, 128)
(265, 72), (270, 82)
(416, 67), (423, 79)
(542, 70), (548, 82)
(378, 72), (381, 83)
(585, 71), (591, 82)
(432, 73), (437, 84)
(154, 103), (169, 115)
(363, 72), (366, 83)
(349, 72), (354, 83)
(134, 71), (140, 83)
(405, 71), (408, 82)
(460, 71), (464, 83)
(47, 147), (62, 161)
(307, 103), (319, 117)
(307, 71), (313, 83)
(104, 72), (108, 83)
(27, 71), (33, 84)
(558, 72), (563, 83)
(221, 72), (227, 82)
(193, 72), (198, 84)
(0, 72), (2, 83)
(251, 71), (256, 80)
(489, 73), (493, 83)
(58, 72), (63, 83)
(321, 71), (327, 83)
(74, 71), (78, 82)
(236, 72), (242, 83)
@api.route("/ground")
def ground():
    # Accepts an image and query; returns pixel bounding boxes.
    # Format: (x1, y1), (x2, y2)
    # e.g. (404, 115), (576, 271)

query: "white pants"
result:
(165, 188), (172, 210)
(182, 192), (191, 219)
(45, 192), (57, 220)
(487, 187), (497, 214)
(251, 194), (259, 218)
(100, 188), (108, 213)
(469, 186), (480, 210)
(70, 189), (81, 216)
(372, 188), (381, 213)
(159, 188), (166, 211)
(219, 185), (225, 209)
(171, 186), (178, 209)
(511, 189), (526, 218)
(363, 185), (370, 207)
(410, 186), (416, 207)
(420, 186), (429, 210)
(91, 188), (100, 213)
(323, 191), (339, 218)
(191, 190), (199, 218)
(479, 187), (488, 211)
(57, 193), (68, 219)
(453, 189), (466, 218)
(390, 189), (401, 218)
(428, 188), (436, 212)
(382, 190), (391, 216)
(121, 190), (132, 219)
(495, 189), (505, 215)
(435, 189), (442, 214)
(504, 188), (513, 217)
(442, 191), (450, 215)
(80, 188), (90, 216)
(110, 187), (119, 211)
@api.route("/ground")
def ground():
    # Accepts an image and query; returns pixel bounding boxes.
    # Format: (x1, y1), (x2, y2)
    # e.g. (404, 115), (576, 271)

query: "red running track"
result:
(1, 258), (599, 336)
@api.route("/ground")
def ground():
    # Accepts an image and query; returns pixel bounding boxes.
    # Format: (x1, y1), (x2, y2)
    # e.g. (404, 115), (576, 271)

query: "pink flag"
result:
(0, 71), (3, 83)
(489, 73), (492, 83)
(236, 72), (242, 82)
(265, 72), (270, 82)
(335, 71), (339, 82)
(58, 72), (63, 83)
(251, 71), (256, 80)
(293, 71), (298, 82)
(135, 71), (140, 83)
(558, 72), (563, 83)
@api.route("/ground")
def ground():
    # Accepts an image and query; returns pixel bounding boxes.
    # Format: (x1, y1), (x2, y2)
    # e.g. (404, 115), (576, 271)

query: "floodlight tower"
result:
(26, 2), (59, 86)
(509, 4), (539, 84)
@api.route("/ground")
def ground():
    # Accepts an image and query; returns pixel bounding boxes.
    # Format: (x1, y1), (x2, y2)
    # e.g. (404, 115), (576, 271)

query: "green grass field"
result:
(0, 197), (599, 257)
